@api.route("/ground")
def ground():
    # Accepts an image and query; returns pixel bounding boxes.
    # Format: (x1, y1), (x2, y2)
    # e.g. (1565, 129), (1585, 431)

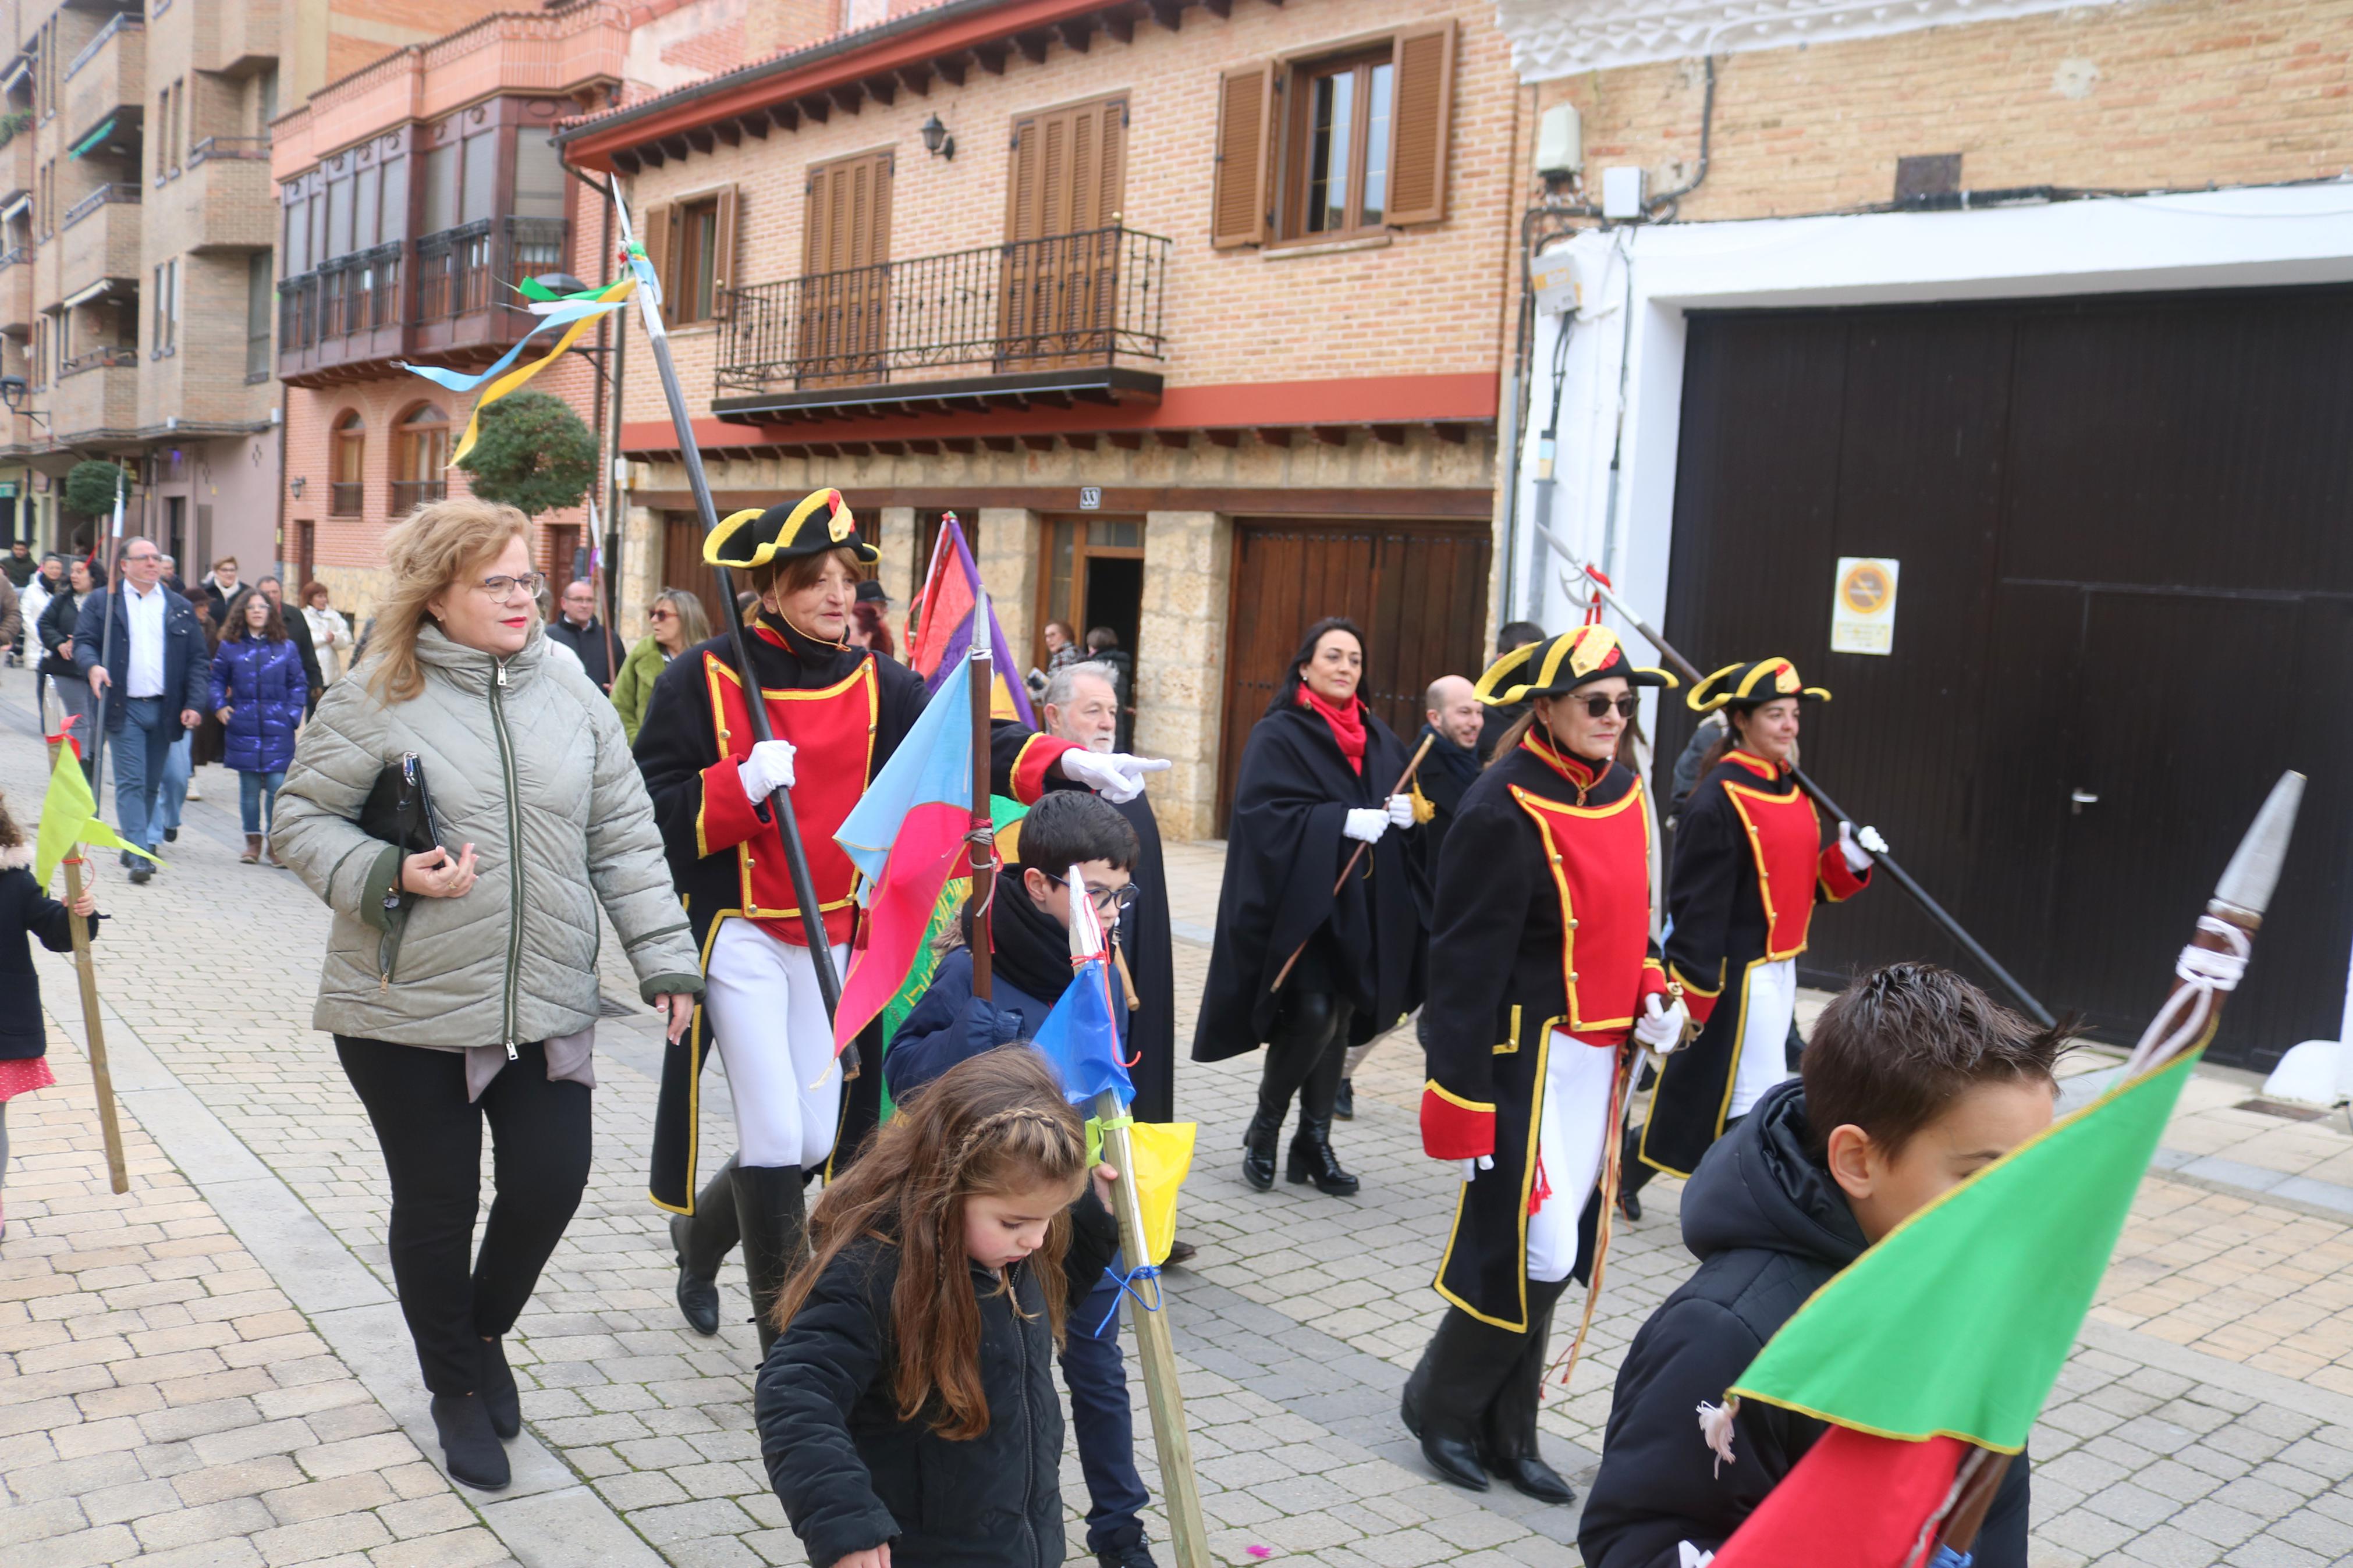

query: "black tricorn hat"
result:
(705, 488), (880, 571)
(1474, 624), (1677, 705)
(854, 578), (888, 605)
(1687, 657), (1831, 713)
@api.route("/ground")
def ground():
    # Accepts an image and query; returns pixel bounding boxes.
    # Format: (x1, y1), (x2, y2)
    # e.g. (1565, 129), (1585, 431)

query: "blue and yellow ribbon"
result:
(395, 272), (636, 467)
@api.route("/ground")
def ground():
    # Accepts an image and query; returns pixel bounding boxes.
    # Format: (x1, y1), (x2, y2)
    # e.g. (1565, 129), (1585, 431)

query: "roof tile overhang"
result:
(558, 0), (1190, 171)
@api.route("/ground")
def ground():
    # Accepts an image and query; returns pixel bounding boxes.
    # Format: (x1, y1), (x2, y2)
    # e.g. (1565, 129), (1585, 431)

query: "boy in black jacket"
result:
(1580, 963), (2061, 1568)
(888, 791), (1160, 1568)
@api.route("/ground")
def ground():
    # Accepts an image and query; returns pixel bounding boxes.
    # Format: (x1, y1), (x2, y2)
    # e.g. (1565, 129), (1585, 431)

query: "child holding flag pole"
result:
(1, 783), (103, 1225)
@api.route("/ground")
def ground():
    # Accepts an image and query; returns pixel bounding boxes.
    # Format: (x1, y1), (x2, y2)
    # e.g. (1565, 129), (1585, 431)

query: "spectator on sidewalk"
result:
(1085, 626), (1135, 752)
(1, 539), (32, 589)
(151, 585), (224, 840)
(254, 577), (326, 719)
(158, 555), (187, 598)
(211, 588), (307, 866)
(0, 787), (100, 1243)
(548, 576), (614, 692)
(38, 559), (101, 760)
(200, 556), (241, 625)
(19, 553), (60, 688)
(74, 538), (208, 887)
(301, 582), (355, 686)
(611, 586), (708, 745)
(272, 497), (701, 1495)
(0, 570), (18, 674)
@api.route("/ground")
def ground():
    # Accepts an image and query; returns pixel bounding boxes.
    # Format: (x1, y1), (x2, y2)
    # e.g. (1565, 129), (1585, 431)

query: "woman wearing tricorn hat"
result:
(1404, 624), (1690, 1505)
(633, 488), (1163, 1355)
(1620, 657), (1883, 1213)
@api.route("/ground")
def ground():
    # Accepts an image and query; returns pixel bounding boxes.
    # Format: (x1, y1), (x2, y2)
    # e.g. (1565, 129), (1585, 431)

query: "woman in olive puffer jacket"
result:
(273, 499), (702, 1496)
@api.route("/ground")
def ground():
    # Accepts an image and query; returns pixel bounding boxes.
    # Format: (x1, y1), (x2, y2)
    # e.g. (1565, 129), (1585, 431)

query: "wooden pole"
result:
(968, 632), (994, 1004)
(1269, 731), (1436, 993)
(1089, 1087), (1211, 1568)
(60, 854), (127, 1195)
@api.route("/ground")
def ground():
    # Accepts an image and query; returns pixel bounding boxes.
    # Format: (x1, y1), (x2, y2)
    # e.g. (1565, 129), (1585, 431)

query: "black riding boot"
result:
(730, 1162), (805, 1362)
(1618, 1125), (1655, 1219)
(1400, 1306), (1524, 1492)
(1246, 989), (1340, 1192)
(670, 1155), (740, 1336)
(1286, 1031), (1358, 1196)
(1479, 1275), (1577, 1503)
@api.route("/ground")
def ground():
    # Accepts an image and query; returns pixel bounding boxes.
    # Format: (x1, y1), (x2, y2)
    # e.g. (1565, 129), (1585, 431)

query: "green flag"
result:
(36, 742), (157, 888)
(1728, 1051), (2196, 1453)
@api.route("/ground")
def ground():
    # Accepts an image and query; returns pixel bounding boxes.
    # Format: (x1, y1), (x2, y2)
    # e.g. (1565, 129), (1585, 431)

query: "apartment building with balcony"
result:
(272, 0), (772, 617)
(0, 0), (506, 571)
(558, 0), (1521, 838)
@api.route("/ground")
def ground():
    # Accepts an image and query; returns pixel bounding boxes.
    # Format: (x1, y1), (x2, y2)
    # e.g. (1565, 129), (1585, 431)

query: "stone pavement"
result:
(6, 660), (2353, 1568)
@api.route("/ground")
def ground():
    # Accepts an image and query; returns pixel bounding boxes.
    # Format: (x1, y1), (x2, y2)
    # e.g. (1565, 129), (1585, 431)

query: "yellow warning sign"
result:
(1831, 557), (1900, 655)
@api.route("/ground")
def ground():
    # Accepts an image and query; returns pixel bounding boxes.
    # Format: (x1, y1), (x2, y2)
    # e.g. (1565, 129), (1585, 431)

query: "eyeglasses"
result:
(1042, 872), (1140, 918)
(647, 607), (676, 621)
(474, 572), (546, 601)
(1575, 694), (1641, 720)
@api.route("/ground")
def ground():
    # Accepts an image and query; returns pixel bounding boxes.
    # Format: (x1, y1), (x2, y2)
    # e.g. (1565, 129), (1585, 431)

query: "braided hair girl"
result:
(756, 1046), (1120, 1568)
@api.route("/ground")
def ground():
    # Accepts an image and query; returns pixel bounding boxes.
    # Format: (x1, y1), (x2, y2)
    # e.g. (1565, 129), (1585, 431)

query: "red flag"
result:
(1709, 1427), (1968, 1568)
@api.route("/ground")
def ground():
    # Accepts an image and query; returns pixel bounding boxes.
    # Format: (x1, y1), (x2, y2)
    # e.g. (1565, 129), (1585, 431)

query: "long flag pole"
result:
(1269, 732), (1436, 993)
(968, 571), (995, 1004)
(1528, 521), (2055, 1028)
(42, 733), (128, 1194)
(606, 176), (851, 1062)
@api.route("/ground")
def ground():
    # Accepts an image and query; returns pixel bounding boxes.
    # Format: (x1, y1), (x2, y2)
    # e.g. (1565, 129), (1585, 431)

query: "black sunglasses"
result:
(1571, 693), (1640, 719)
(1041, 872), (1140, 916)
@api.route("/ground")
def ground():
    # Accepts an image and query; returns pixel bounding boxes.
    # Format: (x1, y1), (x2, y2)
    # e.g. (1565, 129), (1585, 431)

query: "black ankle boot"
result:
(1479, 1277), (1577, 1504)
(1618, 1126), (1653, 1221)
(1286, 1118), (1359, 1196)
(673, 1157), (740, 1336)
(1240, 1111), (1282, 1192)
(1400, 1306), (1524, 1492)
(430, 1393), (510, 1491)
(732, 1162), (806, 1361)
(1334, 1078), (1355, 1120)
(475, 1338), (520, 1440)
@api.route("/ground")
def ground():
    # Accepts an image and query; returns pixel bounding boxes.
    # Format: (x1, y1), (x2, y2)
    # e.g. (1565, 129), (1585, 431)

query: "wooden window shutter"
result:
(1385, 21), (1457, 227)
(641, 200), (674, 305)
(1209, 62), (1273, 249)
(711, 186), (740, 315)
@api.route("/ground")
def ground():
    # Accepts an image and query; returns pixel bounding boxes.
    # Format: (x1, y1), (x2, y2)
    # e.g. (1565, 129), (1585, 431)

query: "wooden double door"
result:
(1660, 286), (2353, 1068)
(1217, 516), (1491, 832)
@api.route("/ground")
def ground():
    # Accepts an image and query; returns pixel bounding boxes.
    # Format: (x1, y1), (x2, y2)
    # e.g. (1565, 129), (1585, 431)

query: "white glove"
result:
(1457, 1155), (1495, 1182)
(1059, 749), (1172, 805)
(1839, 820), (1886, 873)
(1343, 807), (1390, 844)
(737, 738), (797, 799)
(1634, 993), (1691, 1053)
(1386, 793), (1414, 828)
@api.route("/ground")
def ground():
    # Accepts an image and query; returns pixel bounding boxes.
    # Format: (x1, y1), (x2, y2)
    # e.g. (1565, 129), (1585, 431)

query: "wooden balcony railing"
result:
(414, 216), (567, 322)
(716, 225), (1172, 395)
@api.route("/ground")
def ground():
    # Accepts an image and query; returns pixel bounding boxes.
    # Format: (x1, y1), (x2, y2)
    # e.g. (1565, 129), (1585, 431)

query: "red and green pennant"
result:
(1710, 1051), (2198, 1566)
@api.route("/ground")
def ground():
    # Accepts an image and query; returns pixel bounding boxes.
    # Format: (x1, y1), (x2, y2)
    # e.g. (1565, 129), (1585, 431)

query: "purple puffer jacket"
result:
(210, 634), (307, 774)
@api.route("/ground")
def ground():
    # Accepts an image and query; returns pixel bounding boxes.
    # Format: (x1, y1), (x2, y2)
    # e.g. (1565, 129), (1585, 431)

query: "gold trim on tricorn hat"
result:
(1687, 657), (1831, 713)
(1474, 625), (1678, 706)
(704, 488), (881, 570)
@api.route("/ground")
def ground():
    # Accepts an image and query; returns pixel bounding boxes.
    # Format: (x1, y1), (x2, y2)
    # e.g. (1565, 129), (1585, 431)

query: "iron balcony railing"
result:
(65, 12), (141, 80)
(415, 216), (567, 322)
(390, 478), (446, 514)
(717, 225), (1171, 394)
(62, 182), (139, 229)
(0, 244), (26, 268)
(189, 135), (270, 165)
(60, 344), (136, 375)
(329, 481), (363, 516)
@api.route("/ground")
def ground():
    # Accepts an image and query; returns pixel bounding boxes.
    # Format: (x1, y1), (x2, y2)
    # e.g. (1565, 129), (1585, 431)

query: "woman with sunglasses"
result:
(611, 587), (711, 744)
(1404, 625), (1687, 1504)
(1195, 616), (1426, 1198)
(1621, 657), (1880, 1216)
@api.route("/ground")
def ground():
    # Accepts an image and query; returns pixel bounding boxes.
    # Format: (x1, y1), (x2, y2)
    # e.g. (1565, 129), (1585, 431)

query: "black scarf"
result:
(971, 865), (1076, 1005)
(1417, 721), (1484, 816)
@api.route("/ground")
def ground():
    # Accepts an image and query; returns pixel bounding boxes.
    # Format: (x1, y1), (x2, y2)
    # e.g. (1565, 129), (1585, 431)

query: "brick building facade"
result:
(558, 0), (1525, 839)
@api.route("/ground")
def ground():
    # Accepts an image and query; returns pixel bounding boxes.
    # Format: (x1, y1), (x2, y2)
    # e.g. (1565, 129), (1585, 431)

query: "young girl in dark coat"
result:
(0, 788), (101, 1241)
(758, 1046), (1121, 1568)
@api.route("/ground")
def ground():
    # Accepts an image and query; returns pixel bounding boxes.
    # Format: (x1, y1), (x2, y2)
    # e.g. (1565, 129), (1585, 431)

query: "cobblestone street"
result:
(6, 663), (2353, 1568)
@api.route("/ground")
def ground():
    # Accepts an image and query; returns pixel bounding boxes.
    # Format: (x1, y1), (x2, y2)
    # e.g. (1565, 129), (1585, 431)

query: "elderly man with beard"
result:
(1039, 660), (1194, 1265)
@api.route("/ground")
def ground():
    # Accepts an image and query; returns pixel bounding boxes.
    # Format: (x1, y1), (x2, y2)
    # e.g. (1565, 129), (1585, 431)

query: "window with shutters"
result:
(797, 154), (890, 381)
(1210, 22), (1456, 251)
(1003, 97), (1126, 367)
(645, 185), (739, 327)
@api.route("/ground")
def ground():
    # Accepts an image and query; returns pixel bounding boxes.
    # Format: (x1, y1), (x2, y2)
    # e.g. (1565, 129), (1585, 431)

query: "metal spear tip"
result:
(2213, 771), (2304, 922)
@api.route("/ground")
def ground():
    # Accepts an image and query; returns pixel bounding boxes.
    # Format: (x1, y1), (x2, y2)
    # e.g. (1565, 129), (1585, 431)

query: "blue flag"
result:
(1031, 954), (1133, 1109)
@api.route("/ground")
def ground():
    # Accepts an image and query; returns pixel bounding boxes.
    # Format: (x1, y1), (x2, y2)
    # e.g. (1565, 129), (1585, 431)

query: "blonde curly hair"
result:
(359, 497), (534, 704)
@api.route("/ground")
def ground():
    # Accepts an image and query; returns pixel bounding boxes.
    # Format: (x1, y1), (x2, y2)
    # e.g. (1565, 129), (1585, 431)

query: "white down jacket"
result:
(273, 621), (701, 1050)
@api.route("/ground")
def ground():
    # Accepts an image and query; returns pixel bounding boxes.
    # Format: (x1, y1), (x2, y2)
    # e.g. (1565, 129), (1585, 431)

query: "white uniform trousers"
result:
(1727, 957), (1797, 1122)
(702, 917), (851, 1171)
(1525, 1030), (1621, 1285)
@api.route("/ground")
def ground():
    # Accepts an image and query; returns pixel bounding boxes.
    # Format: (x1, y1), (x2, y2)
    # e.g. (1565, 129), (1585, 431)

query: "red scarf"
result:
(1297, 687), (1366, 774)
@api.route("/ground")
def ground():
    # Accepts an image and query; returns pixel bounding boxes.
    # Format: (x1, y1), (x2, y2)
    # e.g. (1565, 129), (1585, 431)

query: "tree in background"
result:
(453, 390), (598, 522)
(63, 460), (129, 521)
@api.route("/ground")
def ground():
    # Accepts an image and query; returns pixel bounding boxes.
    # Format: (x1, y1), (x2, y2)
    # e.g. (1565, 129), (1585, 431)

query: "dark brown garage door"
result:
(1658, 285), (2353, 1068)
(662, 512), (727, 630)
(1218, 517), (1491, 832)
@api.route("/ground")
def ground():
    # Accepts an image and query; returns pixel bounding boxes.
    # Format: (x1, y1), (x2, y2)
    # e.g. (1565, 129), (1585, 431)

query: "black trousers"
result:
(336, 1036), (592, 1397)
(1257, 986), (1354, 1123)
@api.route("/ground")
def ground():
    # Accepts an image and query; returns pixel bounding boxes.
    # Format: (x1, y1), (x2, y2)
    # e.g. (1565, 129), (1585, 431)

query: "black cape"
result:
(1580, 1082), (2029, 1568)
(633, 614), (1048, 1211)
(1194, 702), (1426, 1062)
(1406, 720), (1482, 909)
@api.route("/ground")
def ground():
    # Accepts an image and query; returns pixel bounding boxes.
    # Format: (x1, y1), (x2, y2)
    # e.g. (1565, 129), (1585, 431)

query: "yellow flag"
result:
(37, 742), (156, 888)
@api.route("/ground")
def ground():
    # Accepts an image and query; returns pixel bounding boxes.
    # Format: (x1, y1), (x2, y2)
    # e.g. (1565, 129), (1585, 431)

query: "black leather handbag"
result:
(357, 751), (446, 862)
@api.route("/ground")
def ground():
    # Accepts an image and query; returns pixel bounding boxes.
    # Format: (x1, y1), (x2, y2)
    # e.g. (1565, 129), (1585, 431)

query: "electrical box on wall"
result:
(1601, 167), (1646, 219)
(1530, 248), (1585, 316)
(1535, 104), (1583, 179)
